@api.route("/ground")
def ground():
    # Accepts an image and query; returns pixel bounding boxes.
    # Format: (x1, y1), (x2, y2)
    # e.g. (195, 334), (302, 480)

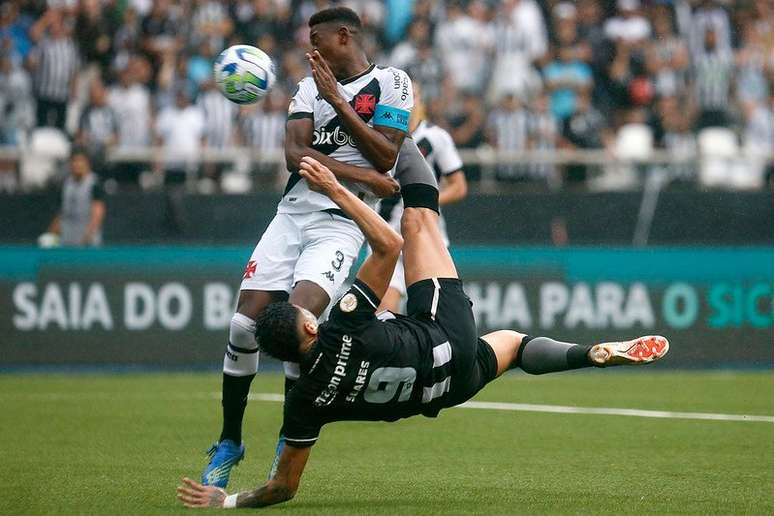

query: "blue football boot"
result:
(201, 440), (245, 488)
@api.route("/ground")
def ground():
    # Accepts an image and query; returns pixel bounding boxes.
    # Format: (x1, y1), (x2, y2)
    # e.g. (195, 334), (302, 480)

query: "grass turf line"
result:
(1, 372), (772, 514)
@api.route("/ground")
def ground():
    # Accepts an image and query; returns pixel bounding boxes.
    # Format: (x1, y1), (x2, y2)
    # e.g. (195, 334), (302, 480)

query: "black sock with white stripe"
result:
(514, 336), (593, 374)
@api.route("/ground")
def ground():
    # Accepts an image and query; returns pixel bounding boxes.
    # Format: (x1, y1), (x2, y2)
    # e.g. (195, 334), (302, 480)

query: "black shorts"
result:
(406, 278), (498, 407)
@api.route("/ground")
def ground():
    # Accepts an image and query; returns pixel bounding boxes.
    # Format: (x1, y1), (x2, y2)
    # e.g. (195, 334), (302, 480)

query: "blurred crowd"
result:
(0, 0), (772, 192)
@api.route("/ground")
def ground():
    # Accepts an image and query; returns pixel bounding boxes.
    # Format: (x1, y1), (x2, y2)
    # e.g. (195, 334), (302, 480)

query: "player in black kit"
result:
(177, 157), (669, 509)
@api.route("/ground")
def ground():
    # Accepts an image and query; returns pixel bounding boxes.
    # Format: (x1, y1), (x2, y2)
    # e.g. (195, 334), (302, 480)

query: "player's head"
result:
(308, 7), (363, 63)
(255, 302), (319, 362)
(69, 149), (91, 179)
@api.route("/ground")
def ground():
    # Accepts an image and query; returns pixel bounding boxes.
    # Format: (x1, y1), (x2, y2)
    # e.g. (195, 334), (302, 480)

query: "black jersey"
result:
(282, 279), (457, 448)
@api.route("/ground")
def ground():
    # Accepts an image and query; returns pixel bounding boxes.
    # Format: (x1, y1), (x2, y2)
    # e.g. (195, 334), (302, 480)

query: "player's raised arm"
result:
(285, 117), (399, 198)
(299, 157), (402, 299)
(308, 50), (409, 173)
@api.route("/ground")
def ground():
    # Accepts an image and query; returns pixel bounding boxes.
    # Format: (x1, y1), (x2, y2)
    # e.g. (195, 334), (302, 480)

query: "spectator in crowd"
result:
(28, 8), (80, 129)
(0, 2), (33, 64)
(190, 0), (233, 51)
(543, 9), (593, 122)
(434, 0), (493, 95)
(604, 0), (651, 44)
(73, 0), (114, 81)
(734, 19), (769, 105)
(646, 7), (690, 99)
(489, 0), (546, 103)
(692, 27), (734, 129)
(239, 88), (287, 183)
(527, 91), (559, 184)
(108, 57), (151, 184)
(154, 88), (205, 187)
(400, 23), (444, 102)
(111, 7), (141, 75)
(44, 149), (106, 246)
(688, 0), (731, 59)
(76, 79), (118, 175)
(486, 93), (528, 181)
(0, 52), (34, 146)
(561, 90), (608, 183)
(197, 78), (238, 189)
(657, 95), (698, 181)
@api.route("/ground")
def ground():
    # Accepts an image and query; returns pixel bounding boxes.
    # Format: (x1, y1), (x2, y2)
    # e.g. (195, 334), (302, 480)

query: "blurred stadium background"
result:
(1, 0), (772, 513)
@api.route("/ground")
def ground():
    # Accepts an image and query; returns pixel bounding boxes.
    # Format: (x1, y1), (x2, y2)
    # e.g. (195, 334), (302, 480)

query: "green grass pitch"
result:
(2, 371), (773, 514)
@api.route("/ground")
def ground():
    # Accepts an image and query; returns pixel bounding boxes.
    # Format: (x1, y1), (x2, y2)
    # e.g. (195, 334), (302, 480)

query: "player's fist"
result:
(367, 171), (400, 198)
(299, 156), (339, 195)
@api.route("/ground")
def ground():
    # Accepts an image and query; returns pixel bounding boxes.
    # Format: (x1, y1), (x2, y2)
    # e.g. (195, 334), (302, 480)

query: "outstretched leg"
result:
(481, 331), (670, 378)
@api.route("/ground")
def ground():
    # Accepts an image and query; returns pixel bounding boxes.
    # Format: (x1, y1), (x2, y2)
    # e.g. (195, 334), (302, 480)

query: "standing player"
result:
(177, 156), (669, 509)
(202, 7), (414, 487)
(378, 83), (468, 312)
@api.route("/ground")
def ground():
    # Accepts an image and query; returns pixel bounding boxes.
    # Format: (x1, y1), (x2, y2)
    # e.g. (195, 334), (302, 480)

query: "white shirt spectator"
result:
(156, 102), (205, 166)
(489, 0), (546, 102)
(108, 82), (151, 148)
(604, 0), (651, 43)
(434, 9), (493, 94)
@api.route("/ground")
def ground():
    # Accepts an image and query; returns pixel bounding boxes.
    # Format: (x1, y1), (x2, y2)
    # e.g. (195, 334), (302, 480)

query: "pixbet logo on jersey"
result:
(313, 126), (356, 147)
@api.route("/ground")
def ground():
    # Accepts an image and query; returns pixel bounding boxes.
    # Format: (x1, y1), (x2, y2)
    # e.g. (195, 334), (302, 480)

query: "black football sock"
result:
(514, 335), (593, 375)
(219, 373), (254, 444)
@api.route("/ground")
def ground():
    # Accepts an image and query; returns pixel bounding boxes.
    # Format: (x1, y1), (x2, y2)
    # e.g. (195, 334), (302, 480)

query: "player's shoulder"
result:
(292, 76), (317, 96)
(374, 65), (411, 88)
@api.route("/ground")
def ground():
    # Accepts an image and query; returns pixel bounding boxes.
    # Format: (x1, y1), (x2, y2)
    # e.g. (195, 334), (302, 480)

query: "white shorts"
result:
(388, 253), (407, 296)
(240, 211), (364, 300)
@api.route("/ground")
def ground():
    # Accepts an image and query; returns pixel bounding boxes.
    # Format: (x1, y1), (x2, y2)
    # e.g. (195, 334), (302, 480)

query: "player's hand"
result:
(366, 171), (400, 198)
(299, 156), (340, 195)
(176, 477), (228, 508)
(306, 50), (341, 105)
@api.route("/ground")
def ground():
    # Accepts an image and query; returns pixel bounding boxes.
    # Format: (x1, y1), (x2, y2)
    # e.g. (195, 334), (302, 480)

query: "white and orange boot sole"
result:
(589, 335), (669, 367)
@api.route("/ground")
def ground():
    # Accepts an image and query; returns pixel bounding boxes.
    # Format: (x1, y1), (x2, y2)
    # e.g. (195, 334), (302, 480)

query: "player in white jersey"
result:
(378, 84), (468, 312)
(202, 7), (414, 487)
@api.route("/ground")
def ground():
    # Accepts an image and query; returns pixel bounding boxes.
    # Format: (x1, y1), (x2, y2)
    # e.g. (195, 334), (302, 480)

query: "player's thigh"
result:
(401, 207), (457, 288)
(236, 289), (289, 320)
(293, 213), (364, 306)
(240, 213), (301, 297)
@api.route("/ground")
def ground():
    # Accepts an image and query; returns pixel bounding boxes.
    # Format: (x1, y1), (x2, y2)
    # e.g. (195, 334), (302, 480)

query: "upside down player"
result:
(379, 82), (468, 312)
(203, 6), (417, 486)
(178, 156), (669, 509)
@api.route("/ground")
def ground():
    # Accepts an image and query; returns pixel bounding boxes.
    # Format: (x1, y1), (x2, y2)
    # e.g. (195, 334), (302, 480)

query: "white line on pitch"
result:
(245, 393), (774, 424)
(4, 391), (772, 423)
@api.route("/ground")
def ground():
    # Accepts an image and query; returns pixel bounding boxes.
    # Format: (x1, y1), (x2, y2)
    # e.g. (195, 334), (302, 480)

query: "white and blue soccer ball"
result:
(213, 45), (276, 104)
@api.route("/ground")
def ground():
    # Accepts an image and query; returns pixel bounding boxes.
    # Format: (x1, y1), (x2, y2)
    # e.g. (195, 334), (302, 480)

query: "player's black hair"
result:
(308, 6), (362, 30)
(255, 302), (303, 363)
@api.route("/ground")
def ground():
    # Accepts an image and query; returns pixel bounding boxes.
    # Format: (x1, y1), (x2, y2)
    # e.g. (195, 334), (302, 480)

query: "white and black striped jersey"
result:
(279, 64), (413, 214)
(282, 280), (450, 448)
(380, 120), (464, 243)
(693, 50), (733, 110)
(78, 105), (118, 146)
(197, 89), (237, 148)
(241, 108), (285, 150)
(33, 37), (79, 102)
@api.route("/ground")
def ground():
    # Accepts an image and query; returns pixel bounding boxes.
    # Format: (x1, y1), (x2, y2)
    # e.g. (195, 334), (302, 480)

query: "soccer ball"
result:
(213, 45), (276, 104)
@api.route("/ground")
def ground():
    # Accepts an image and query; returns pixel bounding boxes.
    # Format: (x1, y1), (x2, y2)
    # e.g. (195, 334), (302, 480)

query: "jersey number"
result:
(364, 367), (416, 404)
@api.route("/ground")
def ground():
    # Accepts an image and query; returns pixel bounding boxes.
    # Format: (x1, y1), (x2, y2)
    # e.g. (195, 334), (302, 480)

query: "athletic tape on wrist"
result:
(223, 493), (238, 509)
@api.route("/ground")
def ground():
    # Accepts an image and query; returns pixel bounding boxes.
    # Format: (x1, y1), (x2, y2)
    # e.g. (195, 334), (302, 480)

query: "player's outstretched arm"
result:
(299, 157), (402, 299)
(286, 118), (399, 198)
(308, 51), (406, 173)
(177, 445), (311, 509)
